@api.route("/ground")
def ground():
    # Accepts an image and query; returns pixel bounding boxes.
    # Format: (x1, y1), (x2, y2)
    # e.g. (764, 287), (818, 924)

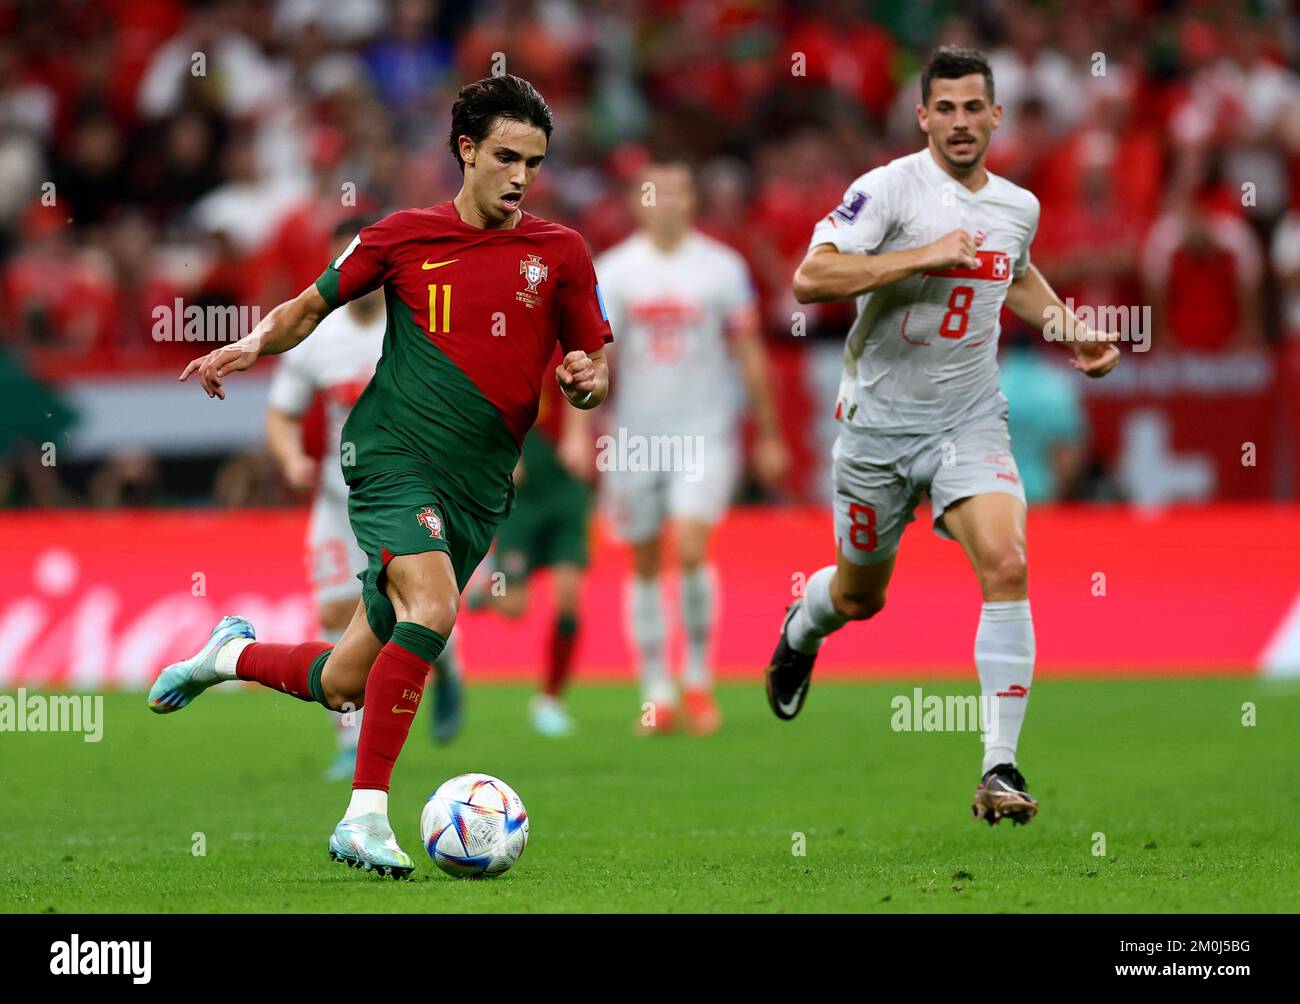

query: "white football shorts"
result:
(602, 431), (739, 543)
(307, 489), (367, 605)
(831, 403), (1026, 566)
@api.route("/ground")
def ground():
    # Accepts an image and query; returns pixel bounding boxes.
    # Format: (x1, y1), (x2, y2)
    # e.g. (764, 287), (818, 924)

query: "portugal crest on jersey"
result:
(520, 255), (549, 293)
(417, 506), (444, 539)
(516, 254), (549, 308)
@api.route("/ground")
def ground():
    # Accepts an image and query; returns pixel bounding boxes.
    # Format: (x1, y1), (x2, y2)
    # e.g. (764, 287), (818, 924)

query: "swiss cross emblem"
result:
(416, 506), (443, 539)
(993, 257), (1008, 278)
(519, 254), (549, 294)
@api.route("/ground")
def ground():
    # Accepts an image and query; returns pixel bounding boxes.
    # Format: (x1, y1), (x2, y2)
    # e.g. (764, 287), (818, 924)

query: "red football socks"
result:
(236, 642), (332, 702)
(543, 613), (579, 697)
(352, 622), (447, 792)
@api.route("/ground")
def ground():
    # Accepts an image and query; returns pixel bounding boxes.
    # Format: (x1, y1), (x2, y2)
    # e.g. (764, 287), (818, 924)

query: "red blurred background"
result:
(2, 0), (1299, 683)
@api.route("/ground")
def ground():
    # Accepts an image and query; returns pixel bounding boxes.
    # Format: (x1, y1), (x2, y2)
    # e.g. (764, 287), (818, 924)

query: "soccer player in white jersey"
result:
(266, 218), (464, 779)
(598, 161), (787, 735)
(763, 48), (1119, 824)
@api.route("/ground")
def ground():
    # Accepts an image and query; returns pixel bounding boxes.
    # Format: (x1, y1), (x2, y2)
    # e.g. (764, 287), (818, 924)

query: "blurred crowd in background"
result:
(2, 0), (1299, 508)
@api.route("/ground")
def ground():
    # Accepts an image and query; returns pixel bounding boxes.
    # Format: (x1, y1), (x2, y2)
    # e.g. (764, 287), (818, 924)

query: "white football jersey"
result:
(596, 231), (756, 437)
(267, 301), (385, 498)
(810, 149), (1039, 433)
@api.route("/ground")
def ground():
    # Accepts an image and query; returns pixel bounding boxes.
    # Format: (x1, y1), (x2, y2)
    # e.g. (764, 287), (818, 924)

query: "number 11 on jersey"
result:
(428, 283), (452, 334)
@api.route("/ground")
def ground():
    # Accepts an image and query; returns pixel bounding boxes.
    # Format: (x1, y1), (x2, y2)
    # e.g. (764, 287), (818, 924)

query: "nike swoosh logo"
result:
(391, 706), (416, 715)
(776, 684), (806, 717)
(421, 259), (459, 270)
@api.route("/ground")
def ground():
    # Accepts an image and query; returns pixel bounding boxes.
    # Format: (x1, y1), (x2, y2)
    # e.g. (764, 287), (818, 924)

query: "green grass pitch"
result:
(4, 677), (1298, 913)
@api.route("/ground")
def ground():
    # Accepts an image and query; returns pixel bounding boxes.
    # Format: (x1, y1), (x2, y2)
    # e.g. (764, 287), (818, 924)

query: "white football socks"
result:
(975, 599), (1035, 772)
(344, 788), (387, 821)
(787, 566), (849, 655)
(680, 565), (716, 691)
(628, 575), (673, 704)
(213, 636), (254, 680)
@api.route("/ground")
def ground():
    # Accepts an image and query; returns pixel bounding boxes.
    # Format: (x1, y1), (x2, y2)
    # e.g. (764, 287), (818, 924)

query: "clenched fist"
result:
(555, 349), (598, 402)
(925, 228), (980, 271)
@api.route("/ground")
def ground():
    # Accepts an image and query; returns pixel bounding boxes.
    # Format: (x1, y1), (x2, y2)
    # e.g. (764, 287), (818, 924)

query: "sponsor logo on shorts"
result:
(417, 506), (444, 539)
(986, 451), (1021, 482)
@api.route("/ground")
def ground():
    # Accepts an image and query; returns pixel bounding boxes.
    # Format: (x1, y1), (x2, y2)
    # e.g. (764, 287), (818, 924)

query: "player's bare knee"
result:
(980, 550), (1028, 600)
(322, 678), (366, 711)
(319, 645), (370, 710)
(550, 567), (583, 615)
(836, 588), (886, 621)
(318, 600), (355, 634)
(399, 596), (458, 637)
(676, 536), (709, 570)
(631, 546), (660, 579)
(677, 550), (708, 573)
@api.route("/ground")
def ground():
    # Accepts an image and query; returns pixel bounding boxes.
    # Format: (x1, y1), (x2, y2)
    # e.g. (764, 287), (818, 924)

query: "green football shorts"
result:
(493, 474), (591, 586)
(347, 469), (500, 642)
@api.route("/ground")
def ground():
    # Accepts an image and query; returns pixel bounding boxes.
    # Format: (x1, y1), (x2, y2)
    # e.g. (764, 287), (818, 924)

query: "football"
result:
(420, 773), (529, 878)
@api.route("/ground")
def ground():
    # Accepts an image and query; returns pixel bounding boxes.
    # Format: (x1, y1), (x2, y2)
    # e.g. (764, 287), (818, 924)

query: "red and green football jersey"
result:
(314, 202), (612, 518)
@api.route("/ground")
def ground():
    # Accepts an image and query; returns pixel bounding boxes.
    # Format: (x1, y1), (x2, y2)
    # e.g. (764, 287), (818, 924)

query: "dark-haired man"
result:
(764, 47), (1119, 826)
(149, 75), (611, 877)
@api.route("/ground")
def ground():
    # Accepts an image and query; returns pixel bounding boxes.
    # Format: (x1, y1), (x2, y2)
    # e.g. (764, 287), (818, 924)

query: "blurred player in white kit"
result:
(597, 161), (787, 735)
(763, 48), (1119, 824)
(265, 218), (464, 779)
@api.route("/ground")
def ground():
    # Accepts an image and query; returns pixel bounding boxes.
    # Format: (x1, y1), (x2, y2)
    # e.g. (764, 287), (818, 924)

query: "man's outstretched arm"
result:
(180, 284), (334, 399)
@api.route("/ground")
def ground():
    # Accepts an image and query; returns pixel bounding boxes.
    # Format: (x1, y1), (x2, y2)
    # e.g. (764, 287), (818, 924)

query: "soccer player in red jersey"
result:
(147, 76), (612, 878)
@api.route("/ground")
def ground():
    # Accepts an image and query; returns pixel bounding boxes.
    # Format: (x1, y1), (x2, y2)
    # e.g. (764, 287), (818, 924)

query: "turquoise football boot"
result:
(328, 813), (415, 879)
(147, 615), (255, 714)
(529, 694), (575, 737)
(324, 747), (357, 783)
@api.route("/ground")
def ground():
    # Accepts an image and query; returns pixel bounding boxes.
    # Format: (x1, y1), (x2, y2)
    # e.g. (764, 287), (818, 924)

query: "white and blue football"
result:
(420, 773), (529, 878)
